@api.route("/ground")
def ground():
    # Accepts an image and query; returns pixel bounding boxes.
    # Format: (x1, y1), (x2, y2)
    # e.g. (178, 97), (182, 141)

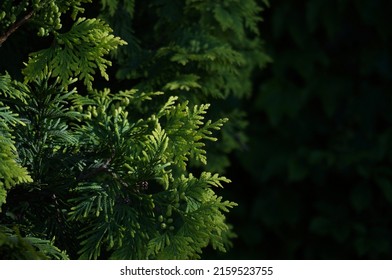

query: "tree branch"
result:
(0, 9), (34, 46)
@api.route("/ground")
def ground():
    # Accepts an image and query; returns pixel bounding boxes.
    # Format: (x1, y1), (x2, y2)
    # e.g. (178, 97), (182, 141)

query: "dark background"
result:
(211, 0), (392, 259)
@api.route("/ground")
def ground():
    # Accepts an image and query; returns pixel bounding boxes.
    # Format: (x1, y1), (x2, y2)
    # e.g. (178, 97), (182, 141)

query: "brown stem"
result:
(0, 9), (34, 46)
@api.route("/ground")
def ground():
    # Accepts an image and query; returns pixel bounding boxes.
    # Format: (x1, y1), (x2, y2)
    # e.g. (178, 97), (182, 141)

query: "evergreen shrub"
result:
(0, 0), (268, 259)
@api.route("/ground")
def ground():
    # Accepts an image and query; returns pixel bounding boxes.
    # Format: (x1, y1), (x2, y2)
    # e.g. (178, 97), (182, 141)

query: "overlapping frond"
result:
(23, 18), (126, 90)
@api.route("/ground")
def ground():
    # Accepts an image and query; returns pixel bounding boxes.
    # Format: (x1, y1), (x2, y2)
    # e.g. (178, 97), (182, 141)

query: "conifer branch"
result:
(0, 10), (34, 46)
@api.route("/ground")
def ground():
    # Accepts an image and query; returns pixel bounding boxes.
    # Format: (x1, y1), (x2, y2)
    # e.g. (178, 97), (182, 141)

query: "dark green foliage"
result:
(99, 0), (271, 172)
(229, 0), (392, 259)
(0, 226), (68, 260)
(1, 0), (267, 259)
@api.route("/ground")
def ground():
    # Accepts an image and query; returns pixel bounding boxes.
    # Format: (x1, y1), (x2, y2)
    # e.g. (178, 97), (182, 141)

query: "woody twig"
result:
(0, 9), (34, 46)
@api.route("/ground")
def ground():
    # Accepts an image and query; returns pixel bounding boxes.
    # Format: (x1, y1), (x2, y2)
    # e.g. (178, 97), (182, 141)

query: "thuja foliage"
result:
(0, 0), (270, 259)
(0, 0), (268, 259)
(99, 0), (271, 172)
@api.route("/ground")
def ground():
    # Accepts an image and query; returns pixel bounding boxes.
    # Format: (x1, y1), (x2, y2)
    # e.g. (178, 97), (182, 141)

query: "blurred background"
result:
(209, 0), (392, 259)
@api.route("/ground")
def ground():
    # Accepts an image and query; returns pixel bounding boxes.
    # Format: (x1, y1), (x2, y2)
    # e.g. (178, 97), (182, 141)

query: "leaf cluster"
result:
(23, 17), (126, 90)
(67, 88), (235, 259)
(99, 0), (271, 172)
(1, 69), (235, 259)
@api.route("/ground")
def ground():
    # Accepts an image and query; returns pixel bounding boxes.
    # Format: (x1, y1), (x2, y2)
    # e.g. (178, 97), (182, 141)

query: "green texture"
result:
(0, 0), (267, 259)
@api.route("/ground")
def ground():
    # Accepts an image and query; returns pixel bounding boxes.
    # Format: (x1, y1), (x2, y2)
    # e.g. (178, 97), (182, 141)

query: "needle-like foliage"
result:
(0, 0), (255, 259)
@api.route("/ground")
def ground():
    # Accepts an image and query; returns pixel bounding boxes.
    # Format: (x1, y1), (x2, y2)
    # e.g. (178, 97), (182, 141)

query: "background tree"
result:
(0, 0), (268, 259)
(224, 0), (392, 259)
